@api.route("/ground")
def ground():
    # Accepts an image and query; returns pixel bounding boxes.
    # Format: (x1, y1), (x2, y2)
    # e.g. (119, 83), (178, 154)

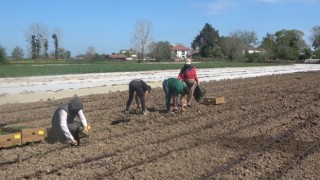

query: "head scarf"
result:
(68, 98), (83, 111)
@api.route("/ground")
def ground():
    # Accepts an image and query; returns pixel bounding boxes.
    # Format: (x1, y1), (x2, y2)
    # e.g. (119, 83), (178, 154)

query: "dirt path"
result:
(1, 71), (320, 179)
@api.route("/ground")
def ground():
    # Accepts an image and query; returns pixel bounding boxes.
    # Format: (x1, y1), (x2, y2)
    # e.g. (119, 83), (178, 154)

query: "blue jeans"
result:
(162, 79), (171, 111)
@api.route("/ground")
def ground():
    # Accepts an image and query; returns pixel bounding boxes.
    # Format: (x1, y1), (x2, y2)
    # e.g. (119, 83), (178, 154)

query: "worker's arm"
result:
(78, 110), (88, 133)
(59, 110), (76, 144)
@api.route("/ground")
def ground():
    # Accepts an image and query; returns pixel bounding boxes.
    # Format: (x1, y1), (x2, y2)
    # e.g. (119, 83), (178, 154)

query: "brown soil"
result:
(1, 71), (320, 180)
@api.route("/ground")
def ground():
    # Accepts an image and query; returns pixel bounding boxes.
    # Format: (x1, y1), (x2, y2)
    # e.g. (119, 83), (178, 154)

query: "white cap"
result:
(185, 58), (192, 65)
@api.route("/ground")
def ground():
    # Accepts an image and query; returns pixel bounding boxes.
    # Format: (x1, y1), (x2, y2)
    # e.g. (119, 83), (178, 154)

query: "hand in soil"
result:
(69, 140), (78, 146)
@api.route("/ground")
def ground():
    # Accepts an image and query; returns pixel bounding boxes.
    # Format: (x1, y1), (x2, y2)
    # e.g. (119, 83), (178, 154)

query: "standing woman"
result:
(177, 58), (199, 107)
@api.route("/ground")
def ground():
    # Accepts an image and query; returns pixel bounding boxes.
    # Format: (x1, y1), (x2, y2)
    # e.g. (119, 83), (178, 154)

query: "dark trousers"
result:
(162, 79), (171, 111)
(68, 121), (82, 144)
(126, 82), (145, 111)
(48, 111), (83, 144)
(68, 121), (81, 137)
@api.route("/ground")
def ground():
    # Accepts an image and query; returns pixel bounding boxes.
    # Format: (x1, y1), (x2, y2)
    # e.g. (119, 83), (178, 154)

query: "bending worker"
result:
(125, 79), (151, 115)
(162, 77), (188, 113)
(48, 97), (89, 146)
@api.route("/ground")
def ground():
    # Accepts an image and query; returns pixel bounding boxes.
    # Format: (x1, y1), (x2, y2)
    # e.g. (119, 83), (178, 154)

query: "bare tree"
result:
(12, 46), (24, 59)
(131, 19), (153, 61)
(86, 46), (96, 61)
(231, 30), (258, 48)
(220, 35), (244, 61)
(311, 25), (320, 50)
(25, 22), (48, 59)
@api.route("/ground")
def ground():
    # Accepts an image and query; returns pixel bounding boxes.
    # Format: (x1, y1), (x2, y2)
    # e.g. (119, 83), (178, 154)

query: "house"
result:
(74, 54), (86, 60)
(304, 59), (320, 64)
(106, 54), (127, 61)
(171, 45), (190, 60)
(119, 48), (138, 60)
(244, 47), (266, 54)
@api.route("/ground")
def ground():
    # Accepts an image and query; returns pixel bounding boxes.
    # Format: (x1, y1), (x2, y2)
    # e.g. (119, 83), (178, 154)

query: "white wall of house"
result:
(244, 48), (266, 54)
(174, 50), (188, 59)
(304, 59), (320, 64)
(248, 49), (261, 54)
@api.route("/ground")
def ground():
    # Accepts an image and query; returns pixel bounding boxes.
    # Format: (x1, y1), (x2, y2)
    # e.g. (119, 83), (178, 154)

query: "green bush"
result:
(244, 53), (265, 63)
(314, 49), (320, 59)
(0, 45), (8, 65)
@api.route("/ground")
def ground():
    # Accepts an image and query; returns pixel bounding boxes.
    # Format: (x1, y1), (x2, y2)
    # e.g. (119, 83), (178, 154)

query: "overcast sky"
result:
(0, 0), (319, 57)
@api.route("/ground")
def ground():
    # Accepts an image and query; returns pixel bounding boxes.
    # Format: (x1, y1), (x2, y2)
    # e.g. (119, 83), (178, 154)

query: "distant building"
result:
(74, 54), (86, 60)
(244, 47), (266, 54)
(304, 59), (320, 64)
(106, 54), (126, 61)
(171, 45), (190, 60)
(119, 48), (138, 60)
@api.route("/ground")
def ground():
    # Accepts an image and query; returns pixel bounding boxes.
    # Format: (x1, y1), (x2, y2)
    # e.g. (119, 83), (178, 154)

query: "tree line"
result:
(1, 21), (320, 64)
(147, 23), (320, 62)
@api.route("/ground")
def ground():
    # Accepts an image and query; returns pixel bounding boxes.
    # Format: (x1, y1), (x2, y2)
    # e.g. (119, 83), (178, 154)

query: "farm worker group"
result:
(125, 58), (200, 114)
(49, 58), (200, 146)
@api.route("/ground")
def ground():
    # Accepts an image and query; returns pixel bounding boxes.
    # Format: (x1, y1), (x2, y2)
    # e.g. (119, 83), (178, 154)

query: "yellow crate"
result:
(21, 128), (45, 144)
(0, 133), (22, 148)
(202, 96), (225, 105)
(2, 126), (46, 143)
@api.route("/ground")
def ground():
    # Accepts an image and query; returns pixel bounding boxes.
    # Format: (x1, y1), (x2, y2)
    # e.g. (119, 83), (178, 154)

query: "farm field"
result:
(2, 64), (320, 105)
(1, 70), (320, 179)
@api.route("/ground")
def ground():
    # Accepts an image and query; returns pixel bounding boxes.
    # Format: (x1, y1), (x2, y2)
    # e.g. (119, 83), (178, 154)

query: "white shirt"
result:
(58, 109), (87, 141)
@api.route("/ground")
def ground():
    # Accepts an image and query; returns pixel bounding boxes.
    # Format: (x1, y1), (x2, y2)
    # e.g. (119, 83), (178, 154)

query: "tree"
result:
(57, 48), (66, 59)
(219, 35), (244, 61)
(86, 46), (96, 61)
(314, 49), (320, 58)
(43, 39), (49, 59)
(231, 30), (258, 47)
(65, 51), (71, 60)
(52, 28), (62, 60)
(124, 51), (131, 58)
(274, 29), (306, 60)
(0, 45), (7, 65)
(131, 19), (153, 61)
(29, 35), (36, 59)
(260, 33), (277, 60)
(25, 22), (48, 60)
(52, 34), (59, 60)
(191, 23), (220, 57)
(148, 41), (171, 61)
(12, 46), (24, 59)
(311, 25), (320, 50)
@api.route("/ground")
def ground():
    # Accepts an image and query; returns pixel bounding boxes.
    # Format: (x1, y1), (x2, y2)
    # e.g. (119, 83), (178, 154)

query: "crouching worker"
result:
(47, 97), (89, 146)
(125, 79), (151, 115)
(162, 77), (188, 113)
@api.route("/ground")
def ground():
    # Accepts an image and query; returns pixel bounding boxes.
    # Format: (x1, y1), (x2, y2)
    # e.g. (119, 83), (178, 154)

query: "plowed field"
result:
(1, 71), (320, 179)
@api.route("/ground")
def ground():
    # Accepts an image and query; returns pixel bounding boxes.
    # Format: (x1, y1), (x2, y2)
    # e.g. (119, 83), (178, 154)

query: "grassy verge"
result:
(0, 61), (290, 78)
